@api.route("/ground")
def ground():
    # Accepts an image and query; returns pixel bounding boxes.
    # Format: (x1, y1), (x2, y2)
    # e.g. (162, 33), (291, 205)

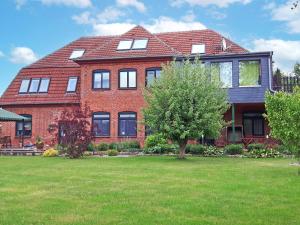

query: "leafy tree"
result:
(143, 58), (229, 159)
(48, 103), (93, 159)
(265, 88), (300, 174)
(293, 62), (300, 77)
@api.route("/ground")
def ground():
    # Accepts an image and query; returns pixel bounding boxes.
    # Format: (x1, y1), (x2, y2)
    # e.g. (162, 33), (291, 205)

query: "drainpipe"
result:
(268, 52), (276, 93)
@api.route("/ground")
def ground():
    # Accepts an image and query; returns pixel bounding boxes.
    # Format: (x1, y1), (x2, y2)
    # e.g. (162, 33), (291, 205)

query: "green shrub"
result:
(247, 143), (265, 151)
(107, 150), (118, 156)
(203, 146), (224, 157)
(97, 143), (109, 151)
(275, 145), (292, 155)
(87, 143), (95, 152)
(109, 142), (118, 150)
(145, 134), (167, 148)
(224, 144), (244, 155)
(143, 144), (178, 154)
(83, 151), (93, 156)
(43, 148), (59, 157)
(186, 144), (206, 155)
(249, 148), (281, 158)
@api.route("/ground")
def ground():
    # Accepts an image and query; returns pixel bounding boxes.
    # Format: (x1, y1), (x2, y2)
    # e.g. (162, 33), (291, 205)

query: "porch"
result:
(214, 103), (278, 147)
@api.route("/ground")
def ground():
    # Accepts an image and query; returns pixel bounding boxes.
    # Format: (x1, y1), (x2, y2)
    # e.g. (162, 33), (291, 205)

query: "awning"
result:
(0, 108), (30, 121)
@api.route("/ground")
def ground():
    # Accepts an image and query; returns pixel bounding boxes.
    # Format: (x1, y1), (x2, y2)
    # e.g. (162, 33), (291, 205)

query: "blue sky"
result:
(0, 0), (300, 95)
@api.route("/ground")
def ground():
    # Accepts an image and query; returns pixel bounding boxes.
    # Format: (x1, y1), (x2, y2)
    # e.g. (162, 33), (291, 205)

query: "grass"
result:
(0, 156), (299, 225)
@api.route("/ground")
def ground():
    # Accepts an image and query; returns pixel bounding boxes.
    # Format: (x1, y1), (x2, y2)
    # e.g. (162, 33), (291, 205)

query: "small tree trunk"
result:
(178, 141), (187, 159)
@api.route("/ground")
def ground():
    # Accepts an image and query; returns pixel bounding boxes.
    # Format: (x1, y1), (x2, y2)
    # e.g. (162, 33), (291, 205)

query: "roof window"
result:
(191, 44), (205, 54)
(69, 49), (85, 59)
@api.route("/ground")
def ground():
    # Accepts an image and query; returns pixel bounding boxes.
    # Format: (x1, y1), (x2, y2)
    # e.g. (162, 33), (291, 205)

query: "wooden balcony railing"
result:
(273, 76), (300, 92)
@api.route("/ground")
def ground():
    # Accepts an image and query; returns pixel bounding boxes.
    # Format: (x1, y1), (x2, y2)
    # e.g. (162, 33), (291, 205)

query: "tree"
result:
(273, 68), (284, 90)
(265, 88), (300, 174)
(291, 1), (299, 9)
(48, 103), (93, 158)
(143, 58), (229, 159)
(293, 62), (300, 77)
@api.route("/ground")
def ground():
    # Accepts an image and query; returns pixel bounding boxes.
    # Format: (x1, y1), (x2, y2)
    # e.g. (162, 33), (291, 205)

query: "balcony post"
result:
(232, 104), (236, 143)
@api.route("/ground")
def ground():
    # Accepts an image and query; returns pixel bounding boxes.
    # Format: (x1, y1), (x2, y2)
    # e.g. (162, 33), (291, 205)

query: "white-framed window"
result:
(28, 78), (40, 93)
(38, 78), (50, 93)
(132, 39), (148, 49)
(211, 62), (233, 88)
(117, 40), (133, 50)
(19, 79), (30, 93)
(66, 77), (78, 92)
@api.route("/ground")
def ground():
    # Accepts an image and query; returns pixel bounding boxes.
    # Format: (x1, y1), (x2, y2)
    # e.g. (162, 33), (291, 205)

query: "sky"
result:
(0, 0), (300, 95)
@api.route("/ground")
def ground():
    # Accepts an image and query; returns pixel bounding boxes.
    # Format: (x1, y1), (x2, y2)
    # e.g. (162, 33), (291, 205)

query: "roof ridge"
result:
(154, 29), (209, 35)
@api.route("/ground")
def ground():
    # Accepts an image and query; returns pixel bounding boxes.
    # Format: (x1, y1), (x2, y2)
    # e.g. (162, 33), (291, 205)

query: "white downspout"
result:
(268, 53), (276, 93)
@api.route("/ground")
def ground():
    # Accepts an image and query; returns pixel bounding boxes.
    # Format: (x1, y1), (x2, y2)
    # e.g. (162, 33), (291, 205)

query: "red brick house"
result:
(0, 26), (274, 147)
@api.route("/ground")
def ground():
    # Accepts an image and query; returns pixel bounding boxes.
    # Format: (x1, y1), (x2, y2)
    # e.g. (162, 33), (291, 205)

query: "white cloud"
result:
(252, 39), (300, 74)
(181, 10), (196, 22)
(72, 7), (126, 25)
(170, 0), (251, 8)
(90, 16), (207, 35)
(267, 1), (300, 34)
(116, 0), (146, 12)
(10, 47), (38, 64)
(15, 0), (27, 10)
(0, 51), (4, 58)
(144, 16), (206, 33)
(92, 23), (136, 36)
(40, 0), (92, 8)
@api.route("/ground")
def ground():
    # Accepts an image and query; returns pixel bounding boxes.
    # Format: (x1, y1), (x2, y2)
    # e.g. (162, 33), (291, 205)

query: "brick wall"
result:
(79, 58), (170, 145)
(1, 104), (78, 147)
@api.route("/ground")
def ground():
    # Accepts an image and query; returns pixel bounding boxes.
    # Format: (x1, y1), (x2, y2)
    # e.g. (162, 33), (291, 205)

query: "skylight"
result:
(132, 39), (148, 49)
(117, 40), (133, 50)
(191, 44), (205, 54)
(69, 49), (85, 59)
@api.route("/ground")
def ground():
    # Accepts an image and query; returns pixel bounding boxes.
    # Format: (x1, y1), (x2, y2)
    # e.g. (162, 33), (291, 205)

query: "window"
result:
(243, 113), (264, 137)
(92, 112), (110, 137)
(132, 39), (148, 49)
(66, 77), (78, 92)
(16, 115), (32, 137)
(118, 112), (137, 137)
(211, 62), (232, 88)
(19, 79), (30, 93)
(191, 44), (205, 54)
(28, 79), (40, 93)
(38, 78), (50, 93)
(119, 70), (137, 89)
(117, 40), (133, 50)
(69, 49), (85, 59)
(93, 70), (110, 89)
(146, 68), (161, 86)
(239, 60), (261, 86)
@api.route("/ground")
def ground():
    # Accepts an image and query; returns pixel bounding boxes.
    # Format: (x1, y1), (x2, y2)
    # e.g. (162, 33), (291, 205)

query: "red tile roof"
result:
(0, 26), (248, 106)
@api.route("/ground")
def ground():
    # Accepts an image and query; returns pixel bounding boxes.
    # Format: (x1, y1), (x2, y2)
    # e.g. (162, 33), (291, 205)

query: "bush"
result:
(107, 150), (118, 156)
(97, 143), (109, 151)
(145, 134), (167, 148)
(87, 143), (96, 152)
(186, 144), (206, 155)
(249, 148), (281, 158)
(203, 146), (224, 157)
(83, 151), (93, 156)
(109, 142), (118, 150)
(275, 145), (292, 155)
(247, 143), (265, 151)
(224, 144), (244, 155)
(43, 148), (59, 157)
(143, 144), (178, 154)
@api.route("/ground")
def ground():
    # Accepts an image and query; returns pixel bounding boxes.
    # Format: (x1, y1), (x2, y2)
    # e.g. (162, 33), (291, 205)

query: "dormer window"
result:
(69, 49), (85, 59)
(132, 39), (148, 49)
(191, 44), (205, 54)
(117, 40), (133, 50)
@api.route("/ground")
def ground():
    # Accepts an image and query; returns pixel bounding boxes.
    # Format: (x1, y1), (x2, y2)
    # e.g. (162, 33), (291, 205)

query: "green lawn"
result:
(0, 156), (299, 225)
